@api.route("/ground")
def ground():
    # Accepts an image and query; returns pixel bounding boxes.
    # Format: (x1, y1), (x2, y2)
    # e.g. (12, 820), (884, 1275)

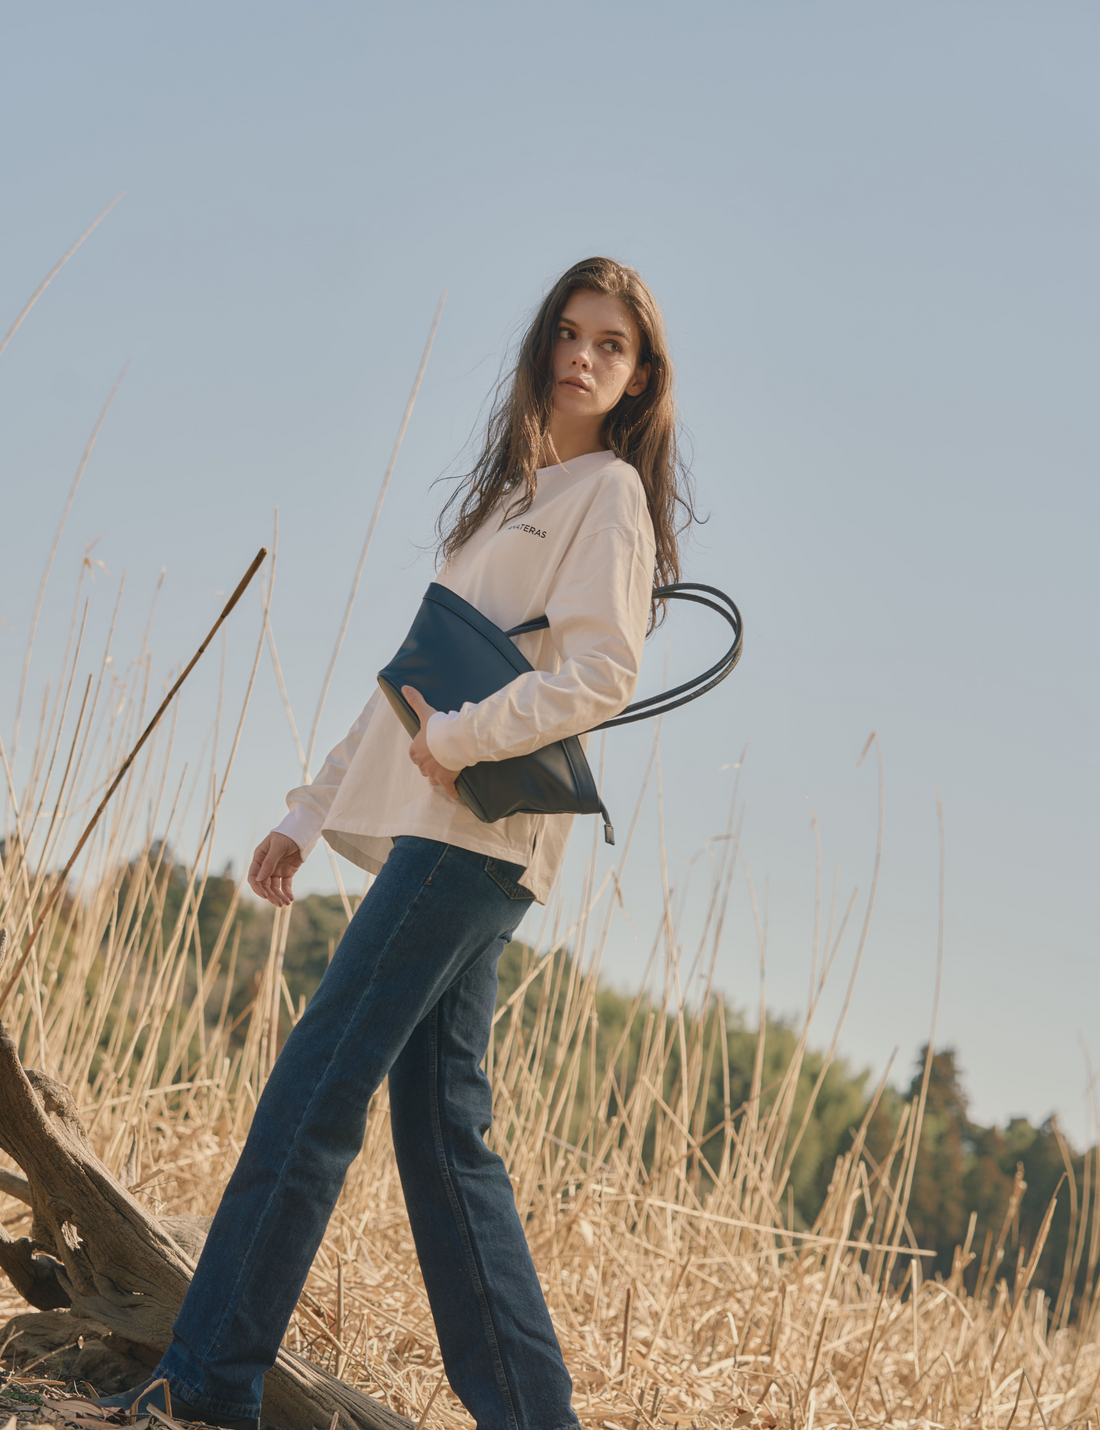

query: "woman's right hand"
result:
(248, 831), (304, 907)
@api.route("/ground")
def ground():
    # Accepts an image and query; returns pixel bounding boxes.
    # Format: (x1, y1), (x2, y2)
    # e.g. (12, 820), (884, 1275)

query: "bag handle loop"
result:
(504, 582), (743, 731)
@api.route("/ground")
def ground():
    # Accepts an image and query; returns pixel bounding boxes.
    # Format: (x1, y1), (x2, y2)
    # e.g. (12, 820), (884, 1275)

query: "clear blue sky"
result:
(2, 2), (1097, 1139)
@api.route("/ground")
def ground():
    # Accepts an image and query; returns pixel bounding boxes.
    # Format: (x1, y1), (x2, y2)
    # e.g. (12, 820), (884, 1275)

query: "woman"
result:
(102, 257), (694, 1430)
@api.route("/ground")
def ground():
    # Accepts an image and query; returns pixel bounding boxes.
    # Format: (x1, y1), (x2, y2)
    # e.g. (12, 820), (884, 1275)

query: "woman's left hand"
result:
(403, 686), (463, 799)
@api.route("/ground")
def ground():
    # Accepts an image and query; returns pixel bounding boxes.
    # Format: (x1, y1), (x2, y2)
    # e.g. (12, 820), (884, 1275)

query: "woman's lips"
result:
(560, 378), (591, 392)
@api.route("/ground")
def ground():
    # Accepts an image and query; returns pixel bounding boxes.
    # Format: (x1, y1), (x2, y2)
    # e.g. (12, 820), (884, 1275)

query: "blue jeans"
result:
(156, 837), (578, 1430)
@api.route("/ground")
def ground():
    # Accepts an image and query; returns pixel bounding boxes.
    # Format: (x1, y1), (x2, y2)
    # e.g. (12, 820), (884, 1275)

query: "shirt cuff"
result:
(425, 711), (469, 771)
(274, 806), (324, 860)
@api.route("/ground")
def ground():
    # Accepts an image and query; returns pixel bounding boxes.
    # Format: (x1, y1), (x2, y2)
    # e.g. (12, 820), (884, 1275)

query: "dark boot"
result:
(95, 1376), (259, 1430)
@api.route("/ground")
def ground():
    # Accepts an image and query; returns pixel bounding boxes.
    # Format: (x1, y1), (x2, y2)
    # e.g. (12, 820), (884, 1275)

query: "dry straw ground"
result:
(3, 554), (1100, 1430)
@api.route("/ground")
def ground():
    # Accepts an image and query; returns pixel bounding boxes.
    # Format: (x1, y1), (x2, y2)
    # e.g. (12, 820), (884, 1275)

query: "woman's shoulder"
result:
(579, 455), (654, 542)
(582, 451), (641, 488)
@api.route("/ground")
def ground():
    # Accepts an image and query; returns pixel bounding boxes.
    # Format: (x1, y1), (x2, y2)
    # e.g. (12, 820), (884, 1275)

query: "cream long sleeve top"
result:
(274, 449), (656, 903)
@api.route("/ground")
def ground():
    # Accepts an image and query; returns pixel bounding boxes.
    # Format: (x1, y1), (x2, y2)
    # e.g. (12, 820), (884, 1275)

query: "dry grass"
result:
(3, 563), (1100, 1430)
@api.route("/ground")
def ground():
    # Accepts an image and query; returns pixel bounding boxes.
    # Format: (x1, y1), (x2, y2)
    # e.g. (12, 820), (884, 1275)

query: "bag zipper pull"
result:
(600, 802), (615, 846)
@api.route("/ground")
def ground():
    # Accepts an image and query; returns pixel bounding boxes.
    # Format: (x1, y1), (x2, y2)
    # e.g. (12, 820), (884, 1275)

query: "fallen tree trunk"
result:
(0, 1015), (410, 1430)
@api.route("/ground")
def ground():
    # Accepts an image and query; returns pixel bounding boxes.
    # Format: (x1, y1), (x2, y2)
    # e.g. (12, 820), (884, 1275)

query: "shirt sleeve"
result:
(424, 520), (655, 770)
(273, 689), (382, 856)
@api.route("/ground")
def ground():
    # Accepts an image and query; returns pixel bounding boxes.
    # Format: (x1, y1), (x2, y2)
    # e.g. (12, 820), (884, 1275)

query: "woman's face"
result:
(550, 289), (650, 425)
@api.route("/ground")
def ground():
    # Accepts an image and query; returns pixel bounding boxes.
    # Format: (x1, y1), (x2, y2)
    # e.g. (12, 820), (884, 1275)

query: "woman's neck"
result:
(537, 414), (608, 468)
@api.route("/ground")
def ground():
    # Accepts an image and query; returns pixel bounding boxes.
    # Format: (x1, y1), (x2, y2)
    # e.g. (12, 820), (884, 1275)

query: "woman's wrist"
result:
(273, 807), (321, 860)
(424, 711), (467, 772)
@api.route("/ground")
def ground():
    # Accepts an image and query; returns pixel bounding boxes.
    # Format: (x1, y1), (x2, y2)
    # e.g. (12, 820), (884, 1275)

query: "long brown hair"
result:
(437, 257), (696, 594)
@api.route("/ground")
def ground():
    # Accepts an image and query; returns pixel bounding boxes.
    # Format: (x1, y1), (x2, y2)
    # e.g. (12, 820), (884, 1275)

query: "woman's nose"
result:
(572, 345), (592, 369)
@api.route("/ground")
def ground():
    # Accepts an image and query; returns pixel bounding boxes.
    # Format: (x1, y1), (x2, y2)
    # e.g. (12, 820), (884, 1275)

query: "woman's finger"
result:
(248, 838), (270, 883)
(401, 685), (438, 725)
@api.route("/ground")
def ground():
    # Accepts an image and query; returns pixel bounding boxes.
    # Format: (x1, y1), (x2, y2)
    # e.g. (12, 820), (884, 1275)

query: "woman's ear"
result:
(625, 361), (651, 399)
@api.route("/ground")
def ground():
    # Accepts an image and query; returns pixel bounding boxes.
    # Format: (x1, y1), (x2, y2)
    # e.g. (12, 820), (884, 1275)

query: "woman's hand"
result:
(403, 686), (463, 799)
(249, 831), (304, 906)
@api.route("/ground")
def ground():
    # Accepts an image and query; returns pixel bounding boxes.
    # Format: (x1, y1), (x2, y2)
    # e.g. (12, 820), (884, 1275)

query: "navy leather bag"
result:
(377, 581), (742, 845)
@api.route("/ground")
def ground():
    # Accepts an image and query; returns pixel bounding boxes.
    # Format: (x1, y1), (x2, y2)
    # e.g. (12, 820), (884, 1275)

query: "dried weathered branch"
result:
(0, 1022), (410, 1430)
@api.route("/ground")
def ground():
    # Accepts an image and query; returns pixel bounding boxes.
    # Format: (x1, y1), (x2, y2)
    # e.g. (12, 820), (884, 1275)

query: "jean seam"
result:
(156, 1367), (256, 1419)
(427, 1002), (519, 1430)
(422, 843), (450, 886)
(195, 860), (443, 1371)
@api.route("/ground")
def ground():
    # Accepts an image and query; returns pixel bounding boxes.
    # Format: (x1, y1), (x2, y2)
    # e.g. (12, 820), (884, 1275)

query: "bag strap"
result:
(504, 582), (743, 730)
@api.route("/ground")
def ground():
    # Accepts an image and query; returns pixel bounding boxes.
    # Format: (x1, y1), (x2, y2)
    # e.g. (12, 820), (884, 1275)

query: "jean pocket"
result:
(485, 857), (534, 901)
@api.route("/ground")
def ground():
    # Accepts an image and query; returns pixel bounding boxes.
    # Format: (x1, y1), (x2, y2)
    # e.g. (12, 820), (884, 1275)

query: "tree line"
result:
(126, 854), (1099, 1318)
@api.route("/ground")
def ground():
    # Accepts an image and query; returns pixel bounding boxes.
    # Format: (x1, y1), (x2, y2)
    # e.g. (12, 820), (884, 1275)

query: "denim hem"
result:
(154, 1363), (261, 1419)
